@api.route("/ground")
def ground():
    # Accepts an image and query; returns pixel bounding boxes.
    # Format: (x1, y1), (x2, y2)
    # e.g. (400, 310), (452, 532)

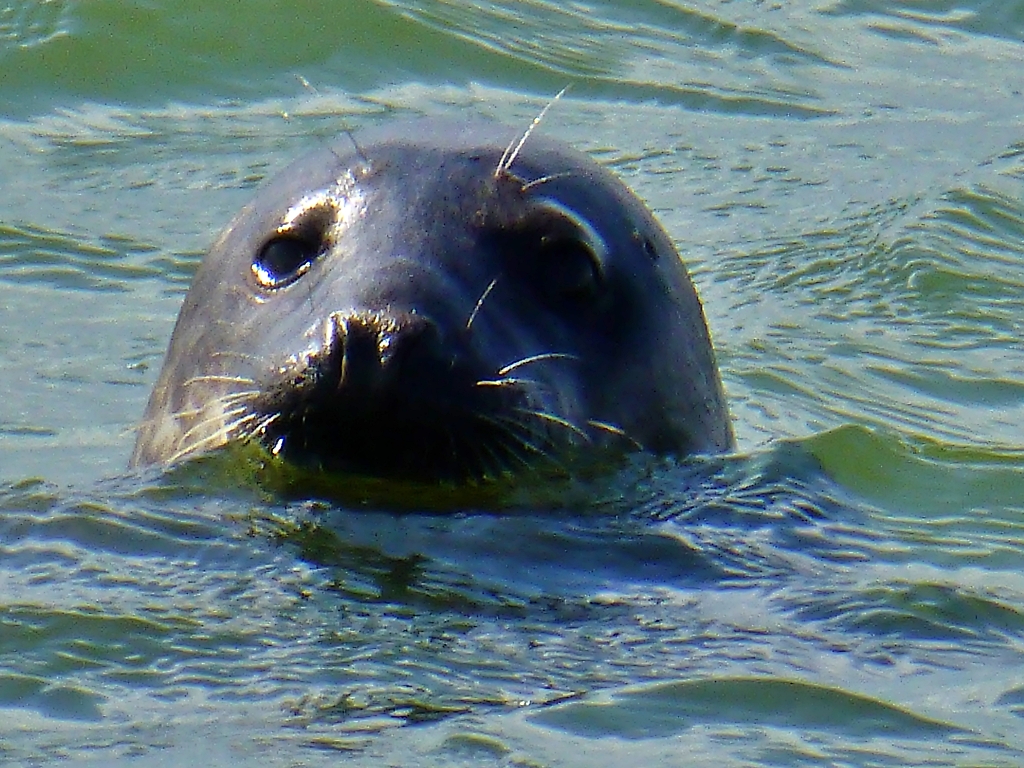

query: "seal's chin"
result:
(253, 400), (550, 484)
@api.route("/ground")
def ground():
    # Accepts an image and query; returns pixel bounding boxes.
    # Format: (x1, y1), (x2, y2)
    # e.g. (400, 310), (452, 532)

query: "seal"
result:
(132, 118), (732, 484)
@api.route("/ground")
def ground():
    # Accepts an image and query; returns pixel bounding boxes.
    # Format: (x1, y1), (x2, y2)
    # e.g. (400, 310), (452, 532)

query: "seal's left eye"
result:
(252, 235), (318, 289)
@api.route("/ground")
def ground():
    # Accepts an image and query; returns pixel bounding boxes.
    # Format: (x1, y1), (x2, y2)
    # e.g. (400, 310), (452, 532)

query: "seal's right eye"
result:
(252, 235), (318, 289)
(538, 238), (604, 303)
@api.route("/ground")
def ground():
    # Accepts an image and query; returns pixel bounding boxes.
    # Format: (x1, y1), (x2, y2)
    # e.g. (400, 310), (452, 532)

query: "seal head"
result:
(132, 120), (732, 483)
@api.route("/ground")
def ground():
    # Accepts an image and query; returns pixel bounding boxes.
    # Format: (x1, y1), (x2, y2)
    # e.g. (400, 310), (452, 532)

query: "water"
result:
(2, 0), (1024, 765)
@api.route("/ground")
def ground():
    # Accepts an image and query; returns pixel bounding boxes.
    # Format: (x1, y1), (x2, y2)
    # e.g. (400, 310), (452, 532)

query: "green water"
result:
(2, 0), (1024, 765)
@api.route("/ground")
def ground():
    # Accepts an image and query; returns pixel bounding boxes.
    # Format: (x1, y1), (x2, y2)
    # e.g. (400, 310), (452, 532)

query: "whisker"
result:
(487, 436), (533, 471)
(162, 390), (255, 422)
(181, 374), (257, 388)
(255, 411), (281, 434)
(464, 438), (499, 481)
(521, 171), (574, 192)
(177, 406), (253, 445)
(239, 411), (281, 442)
(474, 413), (549, 454)
(170, 391), (260, 419)
(466, 276), (500, 331)
(164, 411), (258, 465)
(498, 352), (578, 376)
(166, 403), (210, 421)
(475, 376), (541, 389)
(234, 410), (286, 456)
(213, 391), (261, 410)
(586, 419), (645, 451)
(208, 349), (261, 364)
(476, 409), (535, 434)
(483, 432), (545, 478)
(477, 414), (567, 475)
(495, 425), (568, 474)
(295, 74), (320, 97)
(496, 86), (569, 178)
(473, 439), (510, 481)
(511, 406), (591, 443)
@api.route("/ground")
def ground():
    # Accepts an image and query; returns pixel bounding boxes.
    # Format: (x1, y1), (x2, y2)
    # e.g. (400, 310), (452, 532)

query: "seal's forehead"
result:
(334, 119), (521, 157)
(255, 120), (515, 206)
(327, 118), (602, 178)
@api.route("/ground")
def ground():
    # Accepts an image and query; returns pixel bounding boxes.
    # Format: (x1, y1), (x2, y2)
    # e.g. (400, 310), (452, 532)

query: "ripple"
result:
(825, 0), (1024, 45)
(0, 0), (71, 49)
(0, 222), (159, 292)
(531, 676), (959, 738)
(805, 425), (1024, 527)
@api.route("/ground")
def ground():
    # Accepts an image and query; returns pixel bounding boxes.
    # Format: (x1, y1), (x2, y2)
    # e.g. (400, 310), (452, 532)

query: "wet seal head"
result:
(132, 118), (732, 493)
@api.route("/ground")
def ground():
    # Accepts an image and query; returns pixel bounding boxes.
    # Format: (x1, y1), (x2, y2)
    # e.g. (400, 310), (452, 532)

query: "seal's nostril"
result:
(380, 316), (445, 371)
(325, 311), (450, 396)
(331, 313), (384, 393)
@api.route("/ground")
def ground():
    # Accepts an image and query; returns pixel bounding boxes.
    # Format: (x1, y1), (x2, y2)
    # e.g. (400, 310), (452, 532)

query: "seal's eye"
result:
(252, 235), (318, 289)
(524, 198), (608, 306)
(539, 238), (603, 302)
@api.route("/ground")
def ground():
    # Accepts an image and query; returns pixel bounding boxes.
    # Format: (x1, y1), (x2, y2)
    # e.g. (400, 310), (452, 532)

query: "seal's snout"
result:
(325, 310), (451, 397)
(251, 306), (521, 481)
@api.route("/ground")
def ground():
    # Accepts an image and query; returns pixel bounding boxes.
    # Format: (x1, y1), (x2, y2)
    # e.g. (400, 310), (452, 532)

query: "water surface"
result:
(2, 0), (1024, 765)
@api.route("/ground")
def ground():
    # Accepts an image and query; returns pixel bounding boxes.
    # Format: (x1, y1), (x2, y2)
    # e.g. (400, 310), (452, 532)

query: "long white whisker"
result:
(166, 389), (256, 422)
(498, 352), (578, 376)
(497, 86), (569, 178)
(512, 406), (591, 443)
(521, 171), (574, 192)
(241, 411), (281, 441)
(475, 376), (541, 389)
(474, 412), (564, 471)
(177, 406), (253, 445)
(488, 436), (533, 471)
(466, 276), (499, 331)
(181, 374), (257, 388)
(208, 349), (260, 364)
(474, 439), (511, 480)
(587, 419), (644, 451)
(165, 411), (258, 465)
